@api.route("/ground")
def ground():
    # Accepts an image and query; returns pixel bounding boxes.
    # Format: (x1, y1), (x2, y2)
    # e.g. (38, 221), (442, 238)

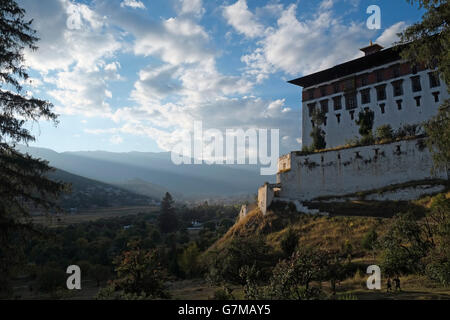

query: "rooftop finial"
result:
(360, 42), (383, 56)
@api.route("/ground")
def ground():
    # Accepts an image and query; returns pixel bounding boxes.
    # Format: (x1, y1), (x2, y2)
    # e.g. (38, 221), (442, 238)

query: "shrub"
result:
(281, 228), (299, 257)
(212, 287), (235, 300)
(310, 127), (326, 150)
(360, 133), (375, 145)
(36, 266), (66, 293)
(356, 108), (375, 138)
(375, 124), (393, 141)
(206, 237), (273, 285)
(179, 242), (201, 278)
(361, 228), (378, 251)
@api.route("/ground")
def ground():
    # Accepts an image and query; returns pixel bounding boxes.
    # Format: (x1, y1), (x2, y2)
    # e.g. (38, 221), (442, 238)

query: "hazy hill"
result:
(47, 169), (154, 210)
(17, 145), (270, 197)
(114, 178), (171, 200)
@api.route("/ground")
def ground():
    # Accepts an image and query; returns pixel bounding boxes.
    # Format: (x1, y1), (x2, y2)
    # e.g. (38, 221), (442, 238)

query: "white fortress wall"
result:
(258, 183), (275, 215)
(277, 138), (447, 201)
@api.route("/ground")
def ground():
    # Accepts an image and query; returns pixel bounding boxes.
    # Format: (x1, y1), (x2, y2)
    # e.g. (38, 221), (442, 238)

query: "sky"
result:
(18, 0), (425, 155)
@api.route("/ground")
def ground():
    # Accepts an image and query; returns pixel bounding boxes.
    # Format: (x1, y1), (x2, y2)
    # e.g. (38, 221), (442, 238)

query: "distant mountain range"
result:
(18, 145), (272, 200)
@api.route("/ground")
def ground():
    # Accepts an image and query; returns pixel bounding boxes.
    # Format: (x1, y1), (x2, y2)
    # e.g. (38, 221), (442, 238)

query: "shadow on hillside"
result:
(351, 290), (450, 300)
(304, 200), (427, 218)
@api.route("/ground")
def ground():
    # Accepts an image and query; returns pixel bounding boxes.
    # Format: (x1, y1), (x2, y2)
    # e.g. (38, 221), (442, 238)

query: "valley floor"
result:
(11, 276), (450, 300)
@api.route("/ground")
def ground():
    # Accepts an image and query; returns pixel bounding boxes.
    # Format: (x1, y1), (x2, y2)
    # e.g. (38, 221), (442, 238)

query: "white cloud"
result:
(120, 0), (146, 9)
(46, 63), (120, 117)
(241, 3), (375, 77)
(223, 0), (264, 38)
(131, 64), (182, 103)
(320, 0), (334, 10)
(25, 0), (412, 155)
(106, 96), (300, 155)
(20, 0), (123, 117)
(23, 0), (120, 73)
(130, 16), (214, 65)
(376, 22), (407, 48)
(110, 135), (124, 144)
(177, 0), (205, 18)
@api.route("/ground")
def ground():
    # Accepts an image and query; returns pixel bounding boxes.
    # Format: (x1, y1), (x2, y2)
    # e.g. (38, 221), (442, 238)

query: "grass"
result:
(212, 205), (388, 254)
(31, 206), (159, 227)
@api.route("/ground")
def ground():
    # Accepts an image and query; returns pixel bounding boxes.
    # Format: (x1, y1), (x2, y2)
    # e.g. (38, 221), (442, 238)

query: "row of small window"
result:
(307, 72), (441, 116)
(312, 92), (441, 126)
(307, 71), (441, 101)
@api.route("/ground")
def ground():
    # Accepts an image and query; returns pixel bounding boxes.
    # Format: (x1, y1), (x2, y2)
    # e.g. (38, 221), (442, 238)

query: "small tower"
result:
(360, 41), (384, 56)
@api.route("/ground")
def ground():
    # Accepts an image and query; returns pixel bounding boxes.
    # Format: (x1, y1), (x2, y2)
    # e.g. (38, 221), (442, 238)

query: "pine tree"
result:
(158, 192), (178, 233)
(0, 0), (66, 296)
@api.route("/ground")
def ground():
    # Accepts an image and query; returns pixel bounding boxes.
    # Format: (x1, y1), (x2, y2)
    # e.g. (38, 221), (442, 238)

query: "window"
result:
(414, 96), (421, 107)
(429, 72), (440, 88)
(336, 113), (341, 124)
(393, 65), (400, 78)
(308, 89), (315, 100)
(432, 91), (440, 103)
(345, 94), (357, 110)
(376, 69), (384, 82)
(379, 103), (386, 114)
(344, 78), (355, 91)
(320, 86), (327, 97)
(411, 76), (422, 92)
(333, 96), (342, 111)
(333, 82), (340, 93)
(392, 80), (403, 97)
(396, 100), (403, 110)
(320, 99), (329, 113)
(361, 88), (371, 104)
(376, 85), (386, 101)
(349, 110), (355, 120)
(411, 65), (418, 74)
(307, 103), (316, 117)
(361, 74), (369, 87)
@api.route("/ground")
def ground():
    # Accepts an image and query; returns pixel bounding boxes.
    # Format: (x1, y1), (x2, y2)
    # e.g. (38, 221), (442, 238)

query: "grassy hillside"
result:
(213, 192), (443, 250)
(206, 192), (450, 300)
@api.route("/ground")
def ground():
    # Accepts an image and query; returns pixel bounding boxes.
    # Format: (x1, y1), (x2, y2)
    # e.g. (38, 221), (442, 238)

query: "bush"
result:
(356, 109), (375, 138)
(310, 127), (326, 150)
(36, 266), (66, 293)
(379, 213), (431, 276)
(360, 133), (375, 145)
(206, 237), (273, 285)
(179, 242), (201, 278)
(281, 228), (299, 257)
(212, 287), (235, 300)
(361, 228), (378, 251)
(375, 125), (393, 141)
(395, 124), (418, 139)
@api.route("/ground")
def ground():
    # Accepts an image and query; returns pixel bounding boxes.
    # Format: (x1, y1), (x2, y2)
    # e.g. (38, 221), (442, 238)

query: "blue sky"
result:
(19, 0), (424, 154)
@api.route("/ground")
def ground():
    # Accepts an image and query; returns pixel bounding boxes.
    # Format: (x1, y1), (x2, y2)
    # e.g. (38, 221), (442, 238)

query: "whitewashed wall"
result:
(258, 183), (274, 215)
(277, 138), (447, 201)
(301, 67), (449, 149)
